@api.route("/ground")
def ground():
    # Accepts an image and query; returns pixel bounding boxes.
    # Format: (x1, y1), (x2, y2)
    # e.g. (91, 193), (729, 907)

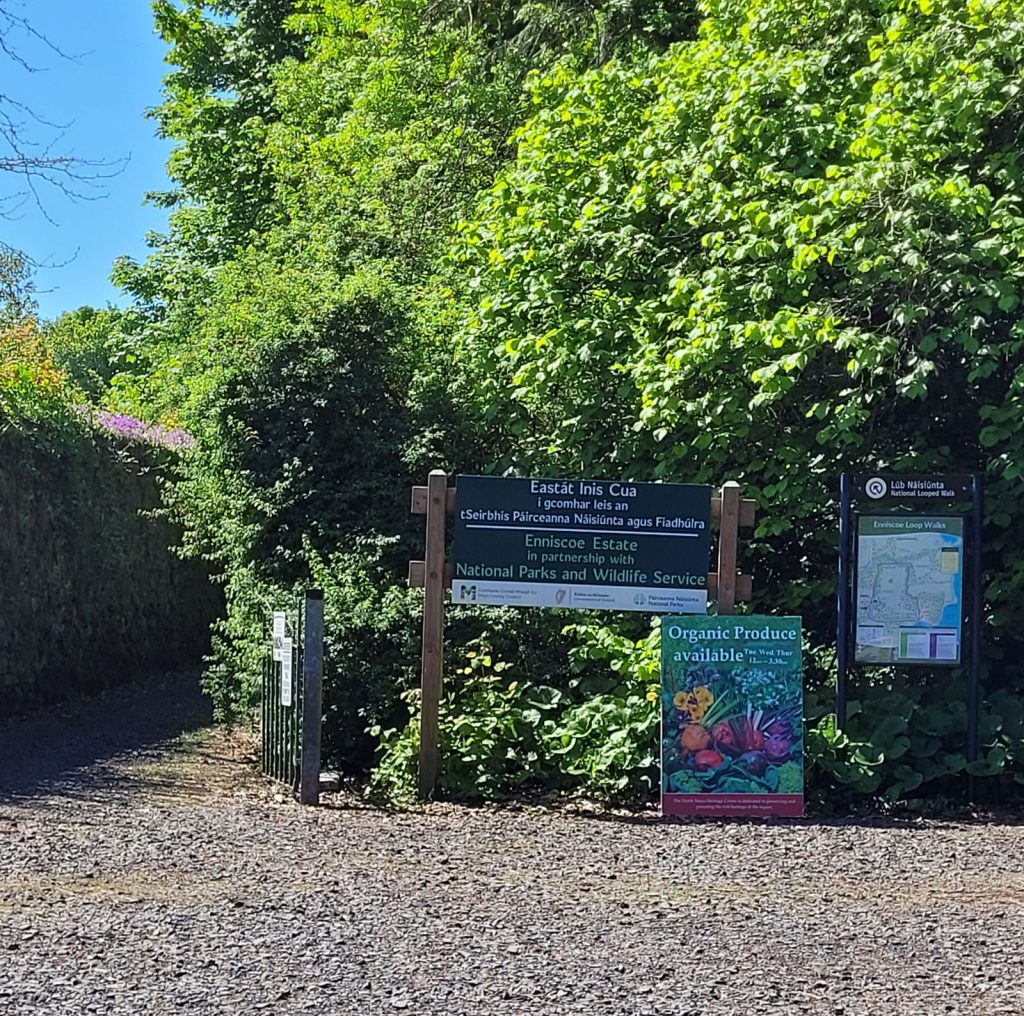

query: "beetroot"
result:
(764, 732), (792, 761)
(738, 751), (768, 776)
(734, 716), (764, 752)
(694, 749), (725, 771)
(712, 721), (738, 754)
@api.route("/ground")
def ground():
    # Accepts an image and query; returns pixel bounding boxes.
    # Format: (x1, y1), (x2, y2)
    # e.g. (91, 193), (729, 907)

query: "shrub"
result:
(0, 321), (79, 431)
(371, 621), (661, 803)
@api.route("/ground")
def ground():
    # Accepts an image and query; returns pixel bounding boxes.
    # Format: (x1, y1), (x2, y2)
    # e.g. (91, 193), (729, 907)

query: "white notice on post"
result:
(272, 612), (287, 662)
(280, 637), (294, 706)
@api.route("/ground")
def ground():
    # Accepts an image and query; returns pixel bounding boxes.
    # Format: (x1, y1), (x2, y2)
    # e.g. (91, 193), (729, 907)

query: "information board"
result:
(451, 475), (711, 613)
(854, 515), (963, 665)
(661, 616), (804, 818)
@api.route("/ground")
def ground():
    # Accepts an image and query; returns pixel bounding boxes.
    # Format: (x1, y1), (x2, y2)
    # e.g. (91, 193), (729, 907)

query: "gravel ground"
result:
(2, 676), (1023, 1016)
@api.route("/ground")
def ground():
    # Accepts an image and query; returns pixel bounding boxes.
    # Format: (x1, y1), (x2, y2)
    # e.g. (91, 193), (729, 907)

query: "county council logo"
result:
(865, 476), (888, 499)
(458, 584), (477, 602)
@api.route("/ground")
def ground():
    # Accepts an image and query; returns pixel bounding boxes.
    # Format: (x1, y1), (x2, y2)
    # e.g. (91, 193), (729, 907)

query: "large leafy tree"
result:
(120, 0), (698, 306)
(453, 0), (1024, 798)
(459, 0), (1024, 627)
(111, 0), (703, 736)
(112, 0), (306, 314)
(149, 0), (306, 245)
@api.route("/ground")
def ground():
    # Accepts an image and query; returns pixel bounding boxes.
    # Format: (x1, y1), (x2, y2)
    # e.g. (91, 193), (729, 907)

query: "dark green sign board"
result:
(452, 475), (711, 612)
(854, 474), (973, 504)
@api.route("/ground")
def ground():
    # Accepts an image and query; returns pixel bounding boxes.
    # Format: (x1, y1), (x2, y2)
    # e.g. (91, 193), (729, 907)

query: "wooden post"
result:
(418, 470), (448, 800)
(300, 589), (324, 806)
(716, 480), (741, 615)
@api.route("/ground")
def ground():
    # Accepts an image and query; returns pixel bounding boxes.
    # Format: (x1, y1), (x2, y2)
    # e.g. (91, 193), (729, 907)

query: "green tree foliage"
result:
(452, 0), (1024, 799)
(115, 0), (698, 747)
(119, 0), (695, 310)
(42, 307), (129, 400)
(461, 0), (1024, 614)
(150, 0), (306, 248)
(105, 0), (1024, 802)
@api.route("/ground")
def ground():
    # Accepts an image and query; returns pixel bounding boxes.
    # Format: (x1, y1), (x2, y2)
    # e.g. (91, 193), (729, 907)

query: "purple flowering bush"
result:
(88, 409), (194, 450)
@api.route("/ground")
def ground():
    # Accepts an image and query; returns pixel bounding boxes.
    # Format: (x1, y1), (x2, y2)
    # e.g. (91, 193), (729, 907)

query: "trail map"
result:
(854, 516), (963, 665)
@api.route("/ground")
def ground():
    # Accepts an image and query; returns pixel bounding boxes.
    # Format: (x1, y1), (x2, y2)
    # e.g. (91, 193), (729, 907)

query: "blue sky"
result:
(1, 1), (174, 320)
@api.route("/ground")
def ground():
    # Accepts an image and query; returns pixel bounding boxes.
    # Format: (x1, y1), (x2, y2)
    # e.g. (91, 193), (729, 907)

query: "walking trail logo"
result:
(865, 477), (888, 499)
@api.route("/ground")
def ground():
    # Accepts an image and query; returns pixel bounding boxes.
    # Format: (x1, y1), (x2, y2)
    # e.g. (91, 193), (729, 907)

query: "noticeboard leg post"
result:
(418, 470), (448, 800)
(716, 481), (740, 616)
(836, 473), (852, 728)
(967, 474), (983, 765)
(300, 589), (324, 806)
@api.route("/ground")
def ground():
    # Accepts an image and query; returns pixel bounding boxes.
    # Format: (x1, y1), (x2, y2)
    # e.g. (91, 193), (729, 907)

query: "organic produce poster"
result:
(661, 616), (804, 818)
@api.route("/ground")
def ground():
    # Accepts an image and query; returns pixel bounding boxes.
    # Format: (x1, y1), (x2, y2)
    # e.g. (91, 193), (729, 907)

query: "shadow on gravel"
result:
(552, 804), (1024, 829)
(416, 794), (1024, 829)
(0, 672), (213, 804)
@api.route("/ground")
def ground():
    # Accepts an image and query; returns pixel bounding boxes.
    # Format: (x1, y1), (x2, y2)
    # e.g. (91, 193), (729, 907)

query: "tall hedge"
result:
(0, 422), (220, 716)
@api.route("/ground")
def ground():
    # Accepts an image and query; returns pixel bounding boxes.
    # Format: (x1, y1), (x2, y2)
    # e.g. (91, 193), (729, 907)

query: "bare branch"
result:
(0, 1), (126, 275)
(0, 1), (81, 70)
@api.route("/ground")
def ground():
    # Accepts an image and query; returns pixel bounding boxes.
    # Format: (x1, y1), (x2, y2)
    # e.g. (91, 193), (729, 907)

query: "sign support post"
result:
(417, 469), (448, 800)
(300, 588), (324, 806)
(836, 473), (853, 726)
(716, 481), (740, 615)
(967, 475), (983, 763)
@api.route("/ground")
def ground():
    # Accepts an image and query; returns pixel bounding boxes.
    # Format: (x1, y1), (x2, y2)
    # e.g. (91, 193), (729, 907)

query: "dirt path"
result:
(2, 675), (1023, 1015)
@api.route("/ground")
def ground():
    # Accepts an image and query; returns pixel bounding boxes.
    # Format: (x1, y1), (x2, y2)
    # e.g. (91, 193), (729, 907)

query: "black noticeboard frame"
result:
(835, 472), (983, 761)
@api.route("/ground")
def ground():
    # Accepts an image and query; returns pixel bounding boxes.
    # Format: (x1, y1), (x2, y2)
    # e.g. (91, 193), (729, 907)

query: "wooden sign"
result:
(409, 470), (755, 799)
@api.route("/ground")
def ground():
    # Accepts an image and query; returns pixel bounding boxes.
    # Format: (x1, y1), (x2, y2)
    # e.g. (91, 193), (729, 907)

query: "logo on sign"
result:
(865, 477), (888, 499)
